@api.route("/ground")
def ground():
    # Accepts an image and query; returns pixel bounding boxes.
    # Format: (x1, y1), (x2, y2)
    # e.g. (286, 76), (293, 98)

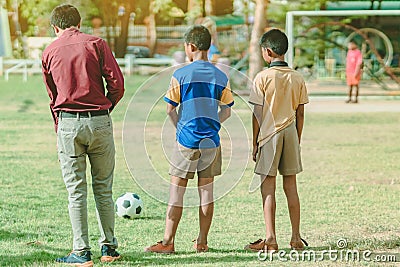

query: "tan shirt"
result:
(249, 66), (309, 147)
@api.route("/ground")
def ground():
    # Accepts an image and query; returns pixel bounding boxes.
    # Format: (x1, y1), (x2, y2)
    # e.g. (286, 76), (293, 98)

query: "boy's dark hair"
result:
(184, 25), (211, 51)
(50, 4), (81, 29)
(259, 29), (288, 56)
(349, 39), (358, 46)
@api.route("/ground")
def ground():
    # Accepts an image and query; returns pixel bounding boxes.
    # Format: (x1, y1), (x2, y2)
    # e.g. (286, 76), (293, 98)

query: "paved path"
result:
(307, 97), (400, 113)
(306, 79), (400, 96)
(305, 79), (400, 113)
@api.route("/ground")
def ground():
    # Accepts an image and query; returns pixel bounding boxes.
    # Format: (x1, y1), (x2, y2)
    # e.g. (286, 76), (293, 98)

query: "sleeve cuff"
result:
(248, 100), (263, 106)
(220, 101), (234, 108)
(164, 96), (179, 107)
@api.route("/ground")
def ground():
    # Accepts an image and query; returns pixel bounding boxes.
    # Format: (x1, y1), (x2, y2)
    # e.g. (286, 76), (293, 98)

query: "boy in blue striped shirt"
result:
(145, 25), (234, 254)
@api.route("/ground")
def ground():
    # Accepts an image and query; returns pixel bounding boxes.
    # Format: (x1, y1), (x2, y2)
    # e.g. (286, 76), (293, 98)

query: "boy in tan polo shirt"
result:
(245, 29), (309, 252)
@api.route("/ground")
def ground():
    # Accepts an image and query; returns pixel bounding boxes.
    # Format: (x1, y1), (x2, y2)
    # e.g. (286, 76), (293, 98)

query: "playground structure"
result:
(285, 9), (400, 89)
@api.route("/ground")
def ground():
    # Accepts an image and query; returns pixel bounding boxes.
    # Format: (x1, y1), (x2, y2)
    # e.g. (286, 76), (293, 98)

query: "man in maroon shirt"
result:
(42, 4), (124, 266)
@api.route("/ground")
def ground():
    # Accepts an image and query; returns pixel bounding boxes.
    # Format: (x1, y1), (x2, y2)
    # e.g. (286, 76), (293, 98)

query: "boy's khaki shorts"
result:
(255, 122), (303, 176)
(169, 143), (222, 179)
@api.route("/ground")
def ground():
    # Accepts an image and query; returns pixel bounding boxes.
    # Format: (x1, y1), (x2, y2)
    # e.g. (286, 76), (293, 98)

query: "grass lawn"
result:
(0, 75), (399, 266)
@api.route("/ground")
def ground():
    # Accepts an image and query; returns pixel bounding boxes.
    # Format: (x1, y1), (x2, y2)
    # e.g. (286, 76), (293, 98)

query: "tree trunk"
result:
(205, 0), (214, 16)
(115, 4), (132, 58)
(248, 0), (268, 82)
(98, 0), (118, 51)
(147, 1), (157, 57)
(202, 0), (207, 17)
(188, 0), (200, 12)
(187, 0), (202, 24)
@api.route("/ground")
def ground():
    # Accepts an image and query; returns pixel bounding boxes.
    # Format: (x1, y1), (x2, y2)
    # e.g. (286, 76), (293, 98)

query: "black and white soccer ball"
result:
(115, 192), (143, 219)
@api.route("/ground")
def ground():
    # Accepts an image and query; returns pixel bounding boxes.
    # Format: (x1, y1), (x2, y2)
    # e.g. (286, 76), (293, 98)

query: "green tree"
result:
(147, 0), (178, 56)
(19, 0), (98, 35)
(113, 2), (134, 58)
(248, 0), (268, 82)
(186, 0), (202, 24)
(246, 0), (343, 73)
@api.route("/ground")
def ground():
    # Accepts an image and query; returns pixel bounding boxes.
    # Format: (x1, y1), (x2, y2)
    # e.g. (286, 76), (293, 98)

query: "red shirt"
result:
(42, 28), (125, 131)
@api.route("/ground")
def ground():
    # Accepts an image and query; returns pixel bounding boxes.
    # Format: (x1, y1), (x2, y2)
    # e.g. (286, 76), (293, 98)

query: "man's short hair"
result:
(50, 4), (81, 29)
(259, 29), (288, 56)
(184, 25), (211, 51)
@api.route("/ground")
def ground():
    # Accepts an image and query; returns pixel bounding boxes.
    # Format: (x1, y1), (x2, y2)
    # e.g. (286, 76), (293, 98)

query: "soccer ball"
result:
(115, 192), (143, 219)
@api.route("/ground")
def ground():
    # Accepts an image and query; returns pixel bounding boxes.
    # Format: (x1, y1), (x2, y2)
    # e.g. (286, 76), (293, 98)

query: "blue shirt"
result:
(164, 60), (234, 149)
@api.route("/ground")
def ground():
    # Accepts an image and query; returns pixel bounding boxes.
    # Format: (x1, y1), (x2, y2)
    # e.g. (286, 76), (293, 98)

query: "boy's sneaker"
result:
(55, 250), (93, 267)
(100, 245), (121, 263)
(144, 241), (175, 254)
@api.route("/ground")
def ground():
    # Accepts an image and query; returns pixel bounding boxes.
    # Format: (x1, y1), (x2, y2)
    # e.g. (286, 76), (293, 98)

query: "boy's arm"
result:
(218, 106), (231, 123)
(355, 50), (363, 77)
(166, 103), (178, 128)
(252, 105), (263, 162)
(296, 104), (305, 144)
(219, 82), (234, 123)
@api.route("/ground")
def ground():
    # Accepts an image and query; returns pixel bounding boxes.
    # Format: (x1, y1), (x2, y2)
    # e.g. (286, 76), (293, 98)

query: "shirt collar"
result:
(60, 27), (80, 38)
(270, 61), (288, 67)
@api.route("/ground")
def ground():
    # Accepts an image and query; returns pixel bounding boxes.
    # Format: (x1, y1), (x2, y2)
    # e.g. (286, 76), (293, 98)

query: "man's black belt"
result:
(59, 110), (109, 118)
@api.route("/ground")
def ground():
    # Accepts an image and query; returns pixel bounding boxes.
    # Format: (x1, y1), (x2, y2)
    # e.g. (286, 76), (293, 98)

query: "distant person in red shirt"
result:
(345, 40), (363, 103)
(42, 4), (124, 266)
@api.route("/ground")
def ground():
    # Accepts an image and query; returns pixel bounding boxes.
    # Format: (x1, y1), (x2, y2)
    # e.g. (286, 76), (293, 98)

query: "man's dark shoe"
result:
(55, 250), (93, 267)
(101, 245), (121, 263)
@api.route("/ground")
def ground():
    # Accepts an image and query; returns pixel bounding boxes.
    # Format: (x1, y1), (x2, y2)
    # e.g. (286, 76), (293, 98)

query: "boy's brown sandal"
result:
(264, 242), (278, 253)
(192, 239), (209, 252)
(244, 239), (278, 252)
(290, 238), (308, 251)
(144, 241), (175, 254)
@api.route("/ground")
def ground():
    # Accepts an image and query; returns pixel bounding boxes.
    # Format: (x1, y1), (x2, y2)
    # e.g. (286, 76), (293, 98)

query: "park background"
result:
(1, 0), (400, 266)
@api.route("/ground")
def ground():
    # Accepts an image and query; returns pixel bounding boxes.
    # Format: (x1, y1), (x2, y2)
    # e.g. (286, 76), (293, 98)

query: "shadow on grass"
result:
(325, 237), (400, 250)
(0, 250), (257, 266)
(119, 250), (258, 266)
(0, 229), (29, 241)
(131, 215), (164, 220)
(0, 230), (69, 266)
(18, 99), (34, 113)
(1, 240), (399, 266)
(0, 251), (60, 267)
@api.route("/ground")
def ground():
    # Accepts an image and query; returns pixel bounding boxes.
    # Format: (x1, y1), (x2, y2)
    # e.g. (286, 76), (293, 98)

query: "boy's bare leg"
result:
(197, 177), (214, 245)
(283, 175), (301, 242)
(163, 175), (188, 245)
(346, 85), (353, 103)
(260, 175), (277, 243)
(353, 85), (359, 103)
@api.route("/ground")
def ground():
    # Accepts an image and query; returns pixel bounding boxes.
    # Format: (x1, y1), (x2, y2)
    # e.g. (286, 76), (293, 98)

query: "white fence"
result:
(0, 56), (174, 81)
(81, 25), (188, 43)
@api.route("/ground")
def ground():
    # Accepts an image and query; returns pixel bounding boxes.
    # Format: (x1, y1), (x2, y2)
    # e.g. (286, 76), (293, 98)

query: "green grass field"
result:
(0, 75), (399, 267)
